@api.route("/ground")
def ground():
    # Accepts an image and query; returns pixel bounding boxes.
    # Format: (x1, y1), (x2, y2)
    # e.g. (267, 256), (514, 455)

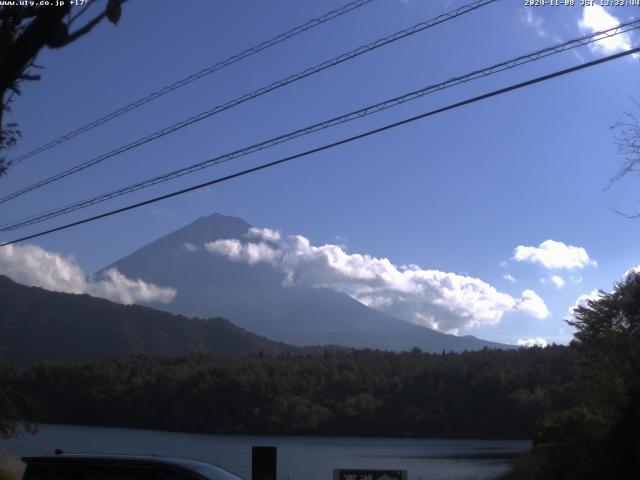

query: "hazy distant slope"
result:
(103, 213), (513, 352)
(0, 275), (301, 362)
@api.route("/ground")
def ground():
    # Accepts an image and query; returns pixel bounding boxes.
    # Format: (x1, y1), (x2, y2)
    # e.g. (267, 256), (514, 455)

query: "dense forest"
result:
(1, 345), (577, 439)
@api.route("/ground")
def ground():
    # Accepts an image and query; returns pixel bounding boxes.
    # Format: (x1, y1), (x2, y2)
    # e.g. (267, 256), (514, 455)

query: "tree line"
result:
(1, 344), (578, 439)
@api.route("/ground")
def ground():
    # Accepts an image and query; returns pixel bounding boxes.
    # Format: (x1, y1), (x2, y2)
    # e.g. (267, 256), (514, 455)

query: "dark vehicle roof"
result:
(22, 454), (243, 480)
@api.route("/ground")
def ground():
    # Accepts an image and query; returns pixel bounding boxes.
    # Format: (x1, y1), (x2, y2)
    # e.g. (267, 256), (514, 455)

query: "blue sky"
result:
(1, 0), (639, 346)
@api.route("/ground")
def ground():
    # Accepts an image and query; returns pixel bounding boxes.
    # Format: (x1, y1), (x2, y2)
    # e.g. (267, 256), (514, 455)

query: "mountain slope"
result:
(103, 213), (513, 352)
(0, 275), (303, 362)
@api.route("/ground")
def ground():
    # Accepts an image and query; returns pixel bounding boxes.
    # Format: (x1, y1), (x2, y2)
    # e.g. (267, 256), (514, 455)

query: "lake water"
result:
(2, 425), (530, 480)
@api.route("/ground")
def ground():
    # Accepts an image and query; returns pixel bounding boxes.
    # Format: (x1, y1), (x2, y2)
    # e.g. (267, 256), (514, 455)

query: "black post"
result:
(251, 446), (277, 480)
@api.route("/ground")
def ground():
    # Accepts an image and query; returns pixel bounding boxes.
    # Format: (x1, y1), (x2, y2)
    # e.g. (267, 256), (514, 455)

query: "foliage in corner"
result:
(609, 103), (640, 217)
(0, 0), (125, 175)
(505, 272), (640, 480)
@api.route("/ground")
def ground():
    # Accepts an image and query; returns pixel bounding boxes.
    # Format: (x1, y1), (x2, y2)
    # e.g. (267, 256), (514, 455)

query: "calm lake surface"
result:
(2, 425), (530, 480)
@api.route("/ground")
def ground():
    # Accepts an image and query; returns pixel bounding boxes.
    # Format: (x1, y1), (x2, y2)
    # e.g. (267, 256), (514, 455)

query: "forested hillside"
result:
(0, 346), (578, 439)
(0, 275), (303, 362)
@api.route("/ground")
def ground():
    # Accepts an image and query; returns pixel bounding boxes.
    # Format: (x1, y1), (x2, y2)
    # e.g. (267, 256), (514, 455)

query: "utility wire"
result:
(0, 0), (498, 206)
(2, 20), (638, 232)
(2, 45), (638, 247)
(5, 0), (376, 167)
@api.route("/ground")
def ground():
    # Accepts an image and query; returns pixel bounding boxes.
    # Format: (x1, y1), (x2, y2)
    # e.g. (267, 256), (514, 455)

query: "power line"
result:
(5, 0), (376, 167)
(3, 20), (638, 232)
(2, 45), (638, 247)
(0, 0), (498, 206)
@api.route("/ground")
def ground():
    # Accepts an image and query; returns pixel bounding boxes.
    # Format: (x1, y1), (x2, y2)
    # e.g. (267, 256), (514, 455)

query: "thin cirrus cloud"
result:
(204, 227), (551, 334)
(0, 243), (176, 305)
(520, 8), (549, 39)
(503, 273), (516, 283)
(513, 239), (596, 270)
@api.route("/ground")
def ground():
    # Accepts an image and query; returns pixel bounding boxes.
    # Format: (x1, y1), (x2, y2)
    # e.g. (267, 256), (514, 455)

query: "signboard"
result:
(333, 469), (407, 480)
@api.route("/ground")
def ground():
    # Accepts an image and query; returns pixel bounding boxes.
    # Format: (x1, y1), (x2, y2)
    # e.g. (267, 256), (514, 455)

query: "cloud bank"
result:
(204, 230), (550, 334)
(0, 243), (176, 305)
(514, 239), (596, 270)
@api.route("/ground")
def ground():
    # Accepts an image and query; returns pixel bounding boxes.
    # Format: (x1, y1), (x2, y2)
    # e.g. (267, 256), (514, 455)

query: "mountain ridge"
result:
(102, 213), (514, 352)
(0, 274), (312, 362)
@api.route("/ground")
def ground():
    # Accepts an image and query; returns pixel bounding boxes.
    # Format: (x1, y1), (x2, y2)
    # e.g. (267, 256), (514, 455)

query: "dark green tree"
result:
(507, 272), (640, 479)
(0, 388), (18, 439)
(0, 384), (38, 439)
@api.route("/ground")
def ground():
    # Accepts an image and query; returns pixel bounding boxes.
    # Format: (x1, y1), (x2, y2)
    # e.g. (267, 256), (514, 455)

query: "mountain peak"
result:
(201, 212), (250, 225)
(101, 214), (514, 352)
(186, 212), (252, 237)
(129, 213), (252, 255)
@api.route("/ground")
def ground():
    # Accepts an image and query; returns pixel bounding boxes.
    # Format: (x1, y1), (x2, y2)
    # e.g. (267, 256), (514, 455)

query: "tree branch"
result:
(0, 0), (127, 176)
(64, 9), (109, 45)
(68, 2), (95, 27)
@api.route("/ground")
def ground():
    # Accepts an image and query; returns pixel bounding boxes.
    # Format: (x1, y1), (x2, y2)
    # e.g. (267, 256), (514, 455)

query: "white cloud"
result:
(503, 273), (516, 283)
(578, 6), (634, 56)
(516, 289), (551, 319)
(517, 337), (549, 348)
(246, 227), (281, 243)
(566, 265), (640, 320)
(550, 275), (565, 289)
(205, 238), (279, 265)
(0, 243), (176, 304)
(624, 264), (640, 278)
(88, 268), (176, 305)
(567, 264), (640, 320)
(513, 239), (596, 270)
(567, 288), (600, 317)
(203, 232), (550, 334)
